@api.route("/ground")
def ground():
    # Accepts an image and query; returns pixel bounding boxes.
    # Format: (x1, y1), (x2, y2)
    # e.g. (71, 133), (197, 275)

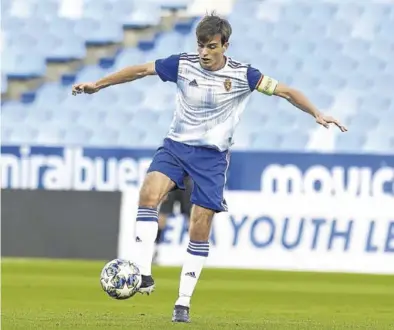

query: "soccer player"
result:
(72, 13), (347, 323)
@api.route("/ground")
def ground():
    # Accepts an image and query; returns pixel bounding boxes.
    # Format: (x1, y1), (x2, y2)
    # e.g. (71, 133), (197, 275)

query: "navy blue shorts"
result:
(148, 138), (230, 212)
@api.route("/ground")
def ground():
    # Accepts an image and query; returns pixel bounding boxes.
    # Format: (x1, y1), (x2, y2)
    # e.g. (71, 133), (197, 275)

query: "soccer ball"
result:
(100, 259), (142, 300)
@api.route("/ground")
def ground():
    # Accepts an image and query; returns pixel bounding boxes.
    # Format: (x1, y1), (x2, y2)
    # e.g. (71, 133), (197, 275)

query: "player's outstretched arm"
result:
(274, 83), (347, 132)
(71, 62), (156, 95)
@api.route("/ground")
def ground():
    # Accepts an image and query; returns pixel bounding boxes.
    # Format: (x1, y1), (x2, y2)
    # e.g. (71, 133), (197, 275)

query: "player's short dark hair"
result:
(196, 12), (232, 46)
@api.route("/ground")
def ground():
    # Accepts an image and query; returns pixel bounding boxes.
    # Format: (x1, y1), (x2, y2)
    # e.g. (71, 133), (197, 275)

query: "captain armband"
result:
(256, 75), (278, 96)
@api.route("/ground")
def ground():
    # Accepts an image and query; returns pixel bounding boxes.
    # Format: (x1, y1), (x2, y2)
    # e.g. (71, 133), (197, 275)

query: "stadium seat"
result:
(117, 126), (146, 147)
(250, 131), (282, 151)
(1, 0), (392, 153)
(334, 132), (366, 153)
(63, 126), (92, 145)
(280, 131), (310, 151)
(7, 126), (39, 145)
(46, 36), (86, 61)
(35, 126), (65, 145)
(363, 132), (394, 154)
(88, 128), (119, 147)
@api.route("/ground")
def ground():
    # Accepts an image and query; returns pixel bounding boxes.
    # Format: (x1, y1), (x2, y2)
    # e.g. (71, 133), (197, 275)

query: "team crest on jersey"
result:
(224, 78), (232, 92)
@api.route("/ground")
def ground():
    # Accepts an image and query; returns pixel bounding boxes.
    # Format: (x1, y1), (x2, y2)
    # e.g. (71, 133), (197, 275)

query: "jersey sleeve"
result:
(247, 66), (278, 96)
(155, 54), (180, 83)
(247, 66), (263, 91)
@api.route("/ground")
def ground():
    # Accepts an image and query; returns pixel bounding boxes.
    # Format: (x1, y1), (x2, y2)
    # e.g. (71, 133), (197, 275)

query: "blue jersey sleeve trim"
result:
(247, 66), (263, 91)
(155, 54), (180, 83)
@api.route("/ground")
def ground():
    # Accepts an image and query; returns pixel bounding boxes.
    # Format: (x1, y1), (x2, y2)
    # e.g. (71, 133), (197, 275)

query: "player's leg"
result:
(153, 193), (175, 264)
(135, 146), (186, 294)
(157, 193), (176, 244)
(180, 177), (193, 221)
(135, 171), (175, 293)
(172, 204), (214, 323)
(172, 149), (229, 322)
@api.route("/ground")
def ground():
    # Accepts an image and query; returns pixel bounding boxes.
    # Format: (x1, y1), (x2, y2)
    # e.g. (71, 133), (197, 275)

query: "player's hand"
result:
(72, 82), (99, 96)
(315, 114), (348, 132)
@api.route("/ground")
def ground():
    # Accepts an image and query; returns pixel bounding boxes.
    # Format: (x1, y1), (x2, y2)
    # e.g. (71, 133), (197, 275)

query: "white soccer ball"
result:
(100, 259), (142, 300)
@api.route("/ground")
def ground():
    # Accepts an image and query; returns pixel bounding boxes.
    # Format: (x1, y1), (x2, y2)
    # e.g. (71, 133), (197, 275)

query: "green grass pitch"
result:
(2, 258), (394, 329)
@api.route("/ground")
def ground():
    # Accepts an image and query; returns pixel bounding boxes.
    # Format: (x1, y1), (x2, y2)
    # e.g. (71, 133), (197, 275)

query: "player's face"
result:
(197, 34), (228, 71)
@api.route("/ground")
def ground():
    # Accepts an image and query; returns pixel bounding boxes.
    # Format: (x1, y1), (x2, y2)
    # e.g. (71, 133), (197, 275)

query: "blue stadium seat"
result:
(148, 0), (192, 11)
(123, 3), (161, 28)
(46, 36), (86, 61)
(48, 18), (76, 39)
(346, 113), (379, 131)
(280, 131), (309, 151)
(142, 126), (167, 146)
(83, 0), (117, 20)
(330, 54), (358, 74)
(281, 3), (311, 22)
(2, 16), (27, 32)
(231, 128), (252, 150)
(319, 73), (346, 92)
(25, 106), (53, 126)
(63, 126), (92, 145)
(7, 126), (39, 145)
(369, 38), (394, 60)
(300, 57), (331, 74)
(115, 86), (145, 107)
(76, 109), (107, 127)
(5, 33), (38, 56)
(117, 126), (146, 147)
(34, 83), (68, 108)
(364, 132), (394, 153)
(2, 102), (29, 123)
(1, 126), (13, 144)
(250, 131), (282, 150)
(335, 132), (366, 153)
(342, 38), (371, 60)
(2, 54), (46, 79)
(114, 48), (149, 70)
(85, 21), (124, 45)
(51, 108), (81, 126)
(376, 112), (394, 130)
(264, 112), (297, 131)
(326, 20), (352, 41)
(88, 128), (119, 147)
(1, 0), (392, 152)
(291, 74), (320, 91)
(131, 109), (160, 125)
(105, 112), (133, 129)
(357, 95), (392, 115)
(35, 126), (64, 145)
(335, 3), (364, 24)
(346, 74), (372, 90)
(155, 31), (186, 53)
(376, 20), (394, 40)
(32, 1), (59, 19)
(76, 66), (111, 83)
(358, 56), (386, 76)
(309, 3), (337, 21)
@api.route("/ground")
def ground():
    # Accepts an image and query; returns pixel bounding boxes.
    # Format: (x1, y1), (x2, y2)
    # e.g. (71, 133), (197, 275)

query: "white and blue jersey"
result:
(148, 53), (266, 212)
(155, 52), (263, 152)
